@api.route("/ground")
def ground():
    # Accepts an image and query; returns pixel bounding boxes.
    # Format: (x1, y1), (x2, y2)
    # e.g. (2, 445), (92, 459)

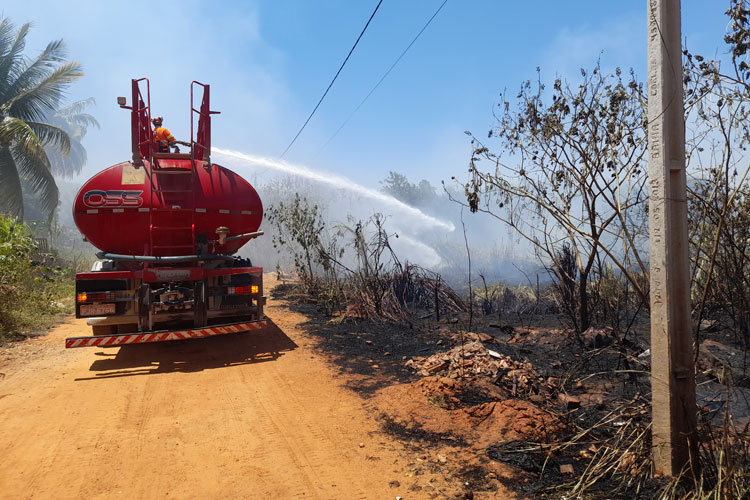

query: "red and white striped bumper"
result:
(65, 320), (267, 348)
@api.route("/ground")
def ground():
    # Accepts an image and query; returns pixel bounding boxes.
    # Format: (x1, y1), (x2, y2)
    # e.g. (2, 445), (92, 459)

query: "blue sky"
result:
(3, 1), (733, 189)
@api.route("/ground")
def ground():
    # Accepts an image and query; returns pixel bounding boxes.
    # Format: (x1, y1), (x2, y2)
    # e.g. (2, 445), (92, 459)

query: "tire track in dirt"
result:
(0, 278), (451, 500)
(21, 413), (66, 495)
(223, 365), (322, 498)
(253, 366), (371, 500)
(134, 375), (156, 459)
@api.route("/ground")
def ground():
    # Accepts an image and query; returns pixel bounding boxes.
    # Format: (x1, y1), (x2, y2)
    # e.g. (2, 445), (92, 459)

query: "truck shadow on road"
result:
(75, 319), (296, 380)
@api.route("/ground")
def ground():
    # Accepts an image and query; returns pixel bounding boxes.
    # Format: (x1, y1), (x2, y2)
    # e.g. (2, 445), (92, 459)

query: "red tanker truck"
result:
(65, 79), (267, 348)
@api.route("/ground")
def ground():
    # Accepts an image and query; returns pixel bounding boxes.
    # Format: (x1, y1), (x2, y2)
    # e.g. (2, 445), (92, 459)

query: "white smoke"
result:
(391, 234), (443, 269)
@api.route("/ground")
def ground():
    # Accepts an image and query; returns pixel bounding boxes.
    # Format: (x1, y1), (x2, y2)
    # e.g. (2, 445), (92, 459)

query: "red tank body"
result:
(66, 78), (268, 350)
(73, 158), (262, 256)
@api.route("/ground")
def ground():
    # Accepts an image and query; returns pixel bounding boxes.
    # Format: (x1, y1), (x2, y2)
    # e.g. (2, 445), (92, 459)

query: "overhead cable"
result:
(318, 0), (449, 153)
(280, 0), (384, 158)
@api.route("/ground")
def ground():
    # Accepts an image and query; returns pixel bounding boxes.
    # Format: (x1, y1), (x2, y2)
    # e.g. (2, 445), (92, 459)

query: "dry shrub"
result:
(536, 392), (750, 499)
(268, 208), (468, 322)
(335, 219), (466, 322)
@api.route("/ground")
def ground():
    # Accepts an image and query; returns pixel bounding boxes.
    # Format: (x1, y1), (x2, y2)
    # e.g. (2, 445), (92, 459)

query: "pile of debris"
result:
(405, 332), (556, 398)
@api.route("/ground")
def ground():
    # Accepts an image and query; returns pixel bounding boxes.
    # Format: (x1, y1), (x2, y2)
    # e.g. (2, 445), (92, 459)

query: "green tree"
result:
(267, 194), (327, 292)
(0, 18), (83, 219)
(380, 171), (437, 206)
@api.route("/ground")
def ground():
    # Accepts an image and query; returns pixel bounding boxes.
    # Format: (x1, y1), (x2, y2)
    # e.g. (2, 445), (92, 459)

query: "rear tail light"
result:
(227, 285), (259, 295)
(77, 292), (116, 303)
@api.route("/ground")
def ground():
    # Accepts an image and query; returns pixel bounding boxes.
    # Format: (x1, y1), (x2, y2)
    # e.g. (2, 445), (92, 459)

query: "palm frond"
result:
(0, 146), (24, 218)
(11, 143), (57, 217)
(54, 97), (96, 116)
(0, 18), (80, 216)
(42, 98), (99, 138)
(53, 111), (99, 131)
(46, 138), (86, 177)
(0, 117), (54, 155)
(0, 116), (51, 167)
(4, 38), (67, 97)
(7, 60), (82, 122)
(26, 121), (71, 154)
(0, 21), (29, 93)
(41, 98), (97, 176)
(0, 18), (17, 56)
(0, 115), (30, 144)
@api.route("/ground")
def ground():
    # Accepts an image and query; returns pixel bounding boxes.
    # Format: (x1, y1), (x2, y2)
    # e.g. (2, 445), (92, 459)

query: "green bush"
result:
(267, 194), (327, 295)
(0, 217), (73, 343)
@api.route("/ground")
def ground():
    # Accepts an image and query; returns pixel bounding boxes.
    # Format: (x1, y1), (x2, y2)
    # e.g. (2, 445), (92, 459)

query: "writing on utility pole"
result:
(646, 0), (698, 477)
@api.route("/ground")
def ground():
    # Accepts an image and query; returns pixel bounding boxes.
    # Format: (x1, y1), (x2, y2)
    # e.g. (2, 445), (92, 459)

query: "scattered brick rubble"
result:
(404, 331), (557, 397)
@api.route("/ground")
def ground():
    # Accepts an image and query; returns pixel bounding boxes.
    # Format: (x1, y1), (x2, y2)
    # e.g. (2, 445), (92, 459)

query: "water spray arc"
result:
(213, 148), (456, 233)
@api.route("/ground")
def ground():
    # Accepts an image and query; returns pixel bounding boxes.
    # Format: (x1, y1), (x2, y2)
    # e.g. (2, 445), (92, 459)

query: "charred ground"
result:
(272, 280), (750, 499)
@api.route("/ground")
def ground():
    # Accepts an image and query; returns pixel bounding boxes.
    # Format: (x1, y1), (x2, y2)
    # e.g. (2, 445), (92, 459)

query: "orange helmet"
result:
(151, 116), (163, 126)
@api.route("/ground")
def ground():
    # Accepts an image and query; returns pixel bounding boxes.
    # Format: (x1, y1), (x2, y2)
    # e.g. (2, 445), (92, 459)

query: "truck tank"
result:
(73, 159), (263, 257)
(65, 78), (268, 349)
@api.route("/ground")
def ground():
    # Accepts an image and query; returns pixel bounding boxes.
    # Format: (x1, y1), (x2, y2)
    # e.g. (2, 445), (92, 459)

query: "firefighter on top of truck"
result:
(152, 116), (176, 152)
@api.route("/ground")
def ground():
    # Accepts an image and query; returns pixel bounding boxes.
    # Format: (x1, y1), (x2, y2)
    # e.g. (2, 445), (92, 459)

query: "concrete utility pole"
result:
(646, 0), (698, 476)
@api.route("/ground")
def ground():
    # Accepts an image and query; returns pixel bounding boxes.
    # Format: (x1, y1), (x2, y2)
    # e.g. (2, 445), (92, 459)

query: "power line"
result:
(318, 0), (449, 153)
(280, 0), (384, 158)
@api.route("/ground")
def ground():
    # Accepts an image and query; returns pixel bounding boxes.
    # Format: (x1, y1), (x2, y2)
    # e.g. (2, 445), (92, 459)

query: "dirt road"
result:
(0, 282), (453, 500)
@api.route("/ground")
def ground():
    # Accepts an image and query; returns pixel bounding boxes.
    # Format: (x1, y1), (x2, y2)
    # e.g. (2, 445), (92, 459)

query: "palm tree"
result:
(44, 98), (99, 178)
(0, 17), (83, 220)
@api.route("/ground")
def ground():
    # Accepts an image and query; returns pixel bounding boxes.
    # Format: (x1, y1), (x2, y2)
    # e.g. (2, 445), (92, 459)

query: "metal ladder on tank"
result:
(123, 78), (196, 258)
(147, 158), (197, 257)
(143, 80), (214, 258)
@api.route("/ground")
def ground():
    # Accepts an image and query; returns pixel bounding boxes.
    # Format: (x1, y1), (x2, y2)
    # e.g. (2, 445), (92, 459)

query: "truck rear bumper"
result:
(65, 320), (267, 348)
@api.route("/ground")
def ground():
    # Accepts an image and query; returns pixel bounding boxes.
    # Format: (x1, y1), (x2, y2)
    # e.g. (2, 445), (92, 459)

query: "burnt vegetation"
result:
(267, 2), (750, 498)
(267, 196), (466, 323)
